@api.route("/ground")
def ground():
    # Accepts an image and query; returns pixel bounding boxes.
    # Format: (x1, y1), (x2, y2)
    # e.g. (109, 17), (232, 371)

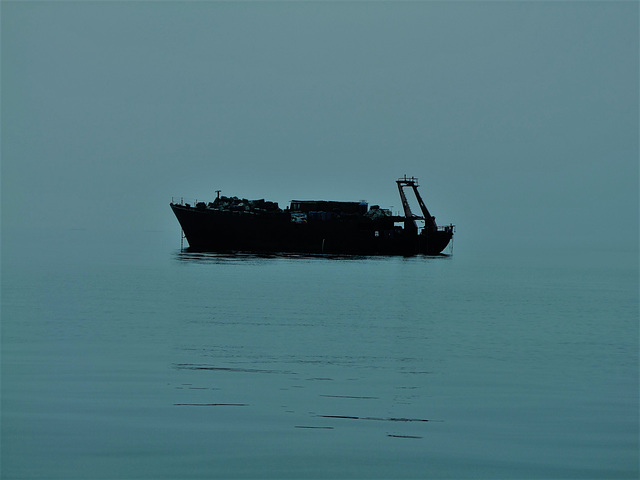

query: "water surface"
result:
(2, 229), (638, 478)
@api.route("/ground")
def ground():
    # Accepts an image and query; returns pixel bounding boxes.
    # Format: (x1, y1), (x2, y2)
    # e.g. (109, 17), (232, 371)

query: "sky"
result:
(2, 0), (638, 252)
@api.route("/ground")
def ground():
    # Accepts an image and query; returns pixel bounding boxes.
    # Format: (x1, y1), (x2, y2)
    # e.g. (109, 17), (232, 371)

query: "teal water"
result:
(2, 230), (638, 479)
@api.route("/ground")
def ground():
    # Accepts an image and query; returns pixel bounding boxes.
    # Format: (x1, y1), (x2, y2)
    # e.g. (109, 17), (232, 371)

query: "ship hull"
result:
(171, 204), (453, 256)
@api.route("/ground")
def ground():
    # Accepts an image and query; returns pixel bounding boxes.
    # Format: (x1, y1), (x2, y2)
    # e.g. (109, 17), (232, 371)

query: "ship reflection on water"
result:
(174, 249), (452, 264)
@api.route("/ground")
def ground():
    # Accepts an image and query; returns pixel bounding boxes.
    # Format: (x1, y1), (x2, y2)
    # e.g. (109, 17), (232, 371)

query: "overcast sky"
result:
(2, 1), (638, 252)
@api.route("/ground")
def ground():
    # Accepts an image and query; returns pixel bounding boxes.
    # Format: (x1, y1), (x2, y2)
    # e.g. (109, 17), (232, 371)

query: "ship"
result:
(170, 176), (454, 256)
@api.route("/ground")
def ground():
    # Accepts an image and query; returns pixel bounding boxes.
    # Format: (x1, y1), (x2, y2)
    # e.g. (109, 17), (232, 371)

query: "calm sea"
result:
(2, 229), (638, 479)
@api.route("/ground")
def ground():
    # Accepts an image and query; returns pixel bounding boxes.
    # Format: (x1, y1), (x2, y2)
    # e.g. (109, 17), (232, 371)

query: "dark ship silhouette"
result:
(171, 176), (454, 256)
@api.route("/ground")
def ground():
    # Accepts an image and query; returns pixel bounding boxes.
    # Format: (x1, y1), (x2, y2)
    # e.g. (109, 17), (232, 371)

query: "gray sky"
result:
(2, 1), (638, 252)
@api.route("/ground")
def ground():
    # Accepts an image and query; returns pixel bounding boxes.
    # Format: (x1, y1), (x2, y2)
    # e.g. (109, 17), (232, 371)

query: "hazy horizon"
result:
(2, 1), (638, 253)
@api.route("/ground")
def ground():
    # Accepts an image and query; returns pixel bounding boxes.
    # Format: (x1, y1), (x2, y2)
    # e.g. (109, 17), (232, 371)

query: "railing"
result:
(438, 224), (455, 232)
(397, 175), (419, 185)
(171, 197), (202, 207)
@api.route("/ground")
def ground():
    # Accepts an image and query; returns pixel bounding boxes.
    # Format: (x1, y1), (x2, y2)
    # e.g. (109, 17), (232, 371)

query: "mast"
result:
(397, 176), (418, 234)
(396, 175), (438, 232)
(410, 183), (437, 231)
